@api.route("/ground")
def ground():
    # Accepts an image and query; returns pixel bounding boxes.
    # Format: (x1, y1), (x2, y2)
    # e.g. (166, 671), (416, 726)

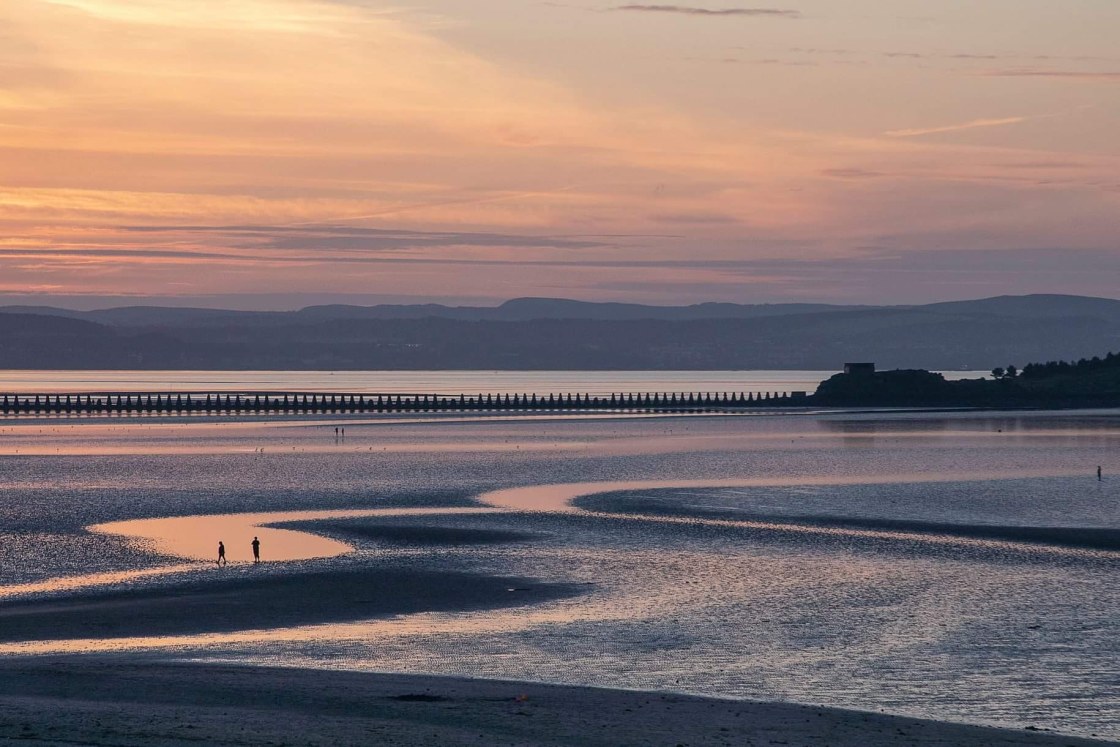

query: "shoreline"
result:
(0, 658), (1113, 746)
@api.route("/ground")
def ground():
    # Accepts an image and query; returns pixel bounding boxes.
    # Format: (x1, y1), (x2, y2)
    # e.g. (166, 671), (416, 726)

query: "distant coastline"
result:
(811, 354), (1120, 409)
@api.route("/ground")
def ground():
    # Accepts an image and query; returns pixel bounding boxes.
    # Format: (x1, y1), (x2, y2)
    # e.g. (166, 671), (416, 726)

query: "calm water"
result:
(0, 408), (1117, 739)
(0, 369), (980, 395)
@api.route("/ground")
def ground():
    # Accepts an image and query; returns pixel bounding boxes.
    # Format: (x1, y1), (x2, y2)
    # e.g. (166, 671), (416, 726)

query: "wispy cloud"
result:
(694, 56), (815, 66)
(0, 248), (243, 261)
(120, 225), (608, 251)
(648, 211), (740, 224)
(980, 69), (1120, 81)
(788, 47), (856, 55)
(884, 116), (1030, 138)
(611, 5), (799, 17)
(820, 168), (887, 180)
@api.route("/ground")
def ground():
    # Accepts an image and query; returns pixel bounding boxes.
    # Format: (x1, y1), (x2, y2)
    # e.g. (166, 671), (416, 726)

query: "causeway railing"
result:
(0, 390), (809, 416)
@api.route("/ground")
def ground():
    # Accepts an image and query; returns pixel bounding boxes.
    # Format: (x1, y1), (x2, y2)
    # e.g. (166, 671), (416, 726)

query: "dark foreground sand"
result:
(0, 659), (1113, 747)
(0, 567), (580, 641)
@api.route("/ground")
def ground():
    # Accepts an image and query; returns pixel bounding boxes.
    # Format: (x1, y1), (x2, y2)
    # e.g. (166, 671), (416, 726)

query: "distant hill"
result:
(921, 294), (1120, 319)
(1, 294), (1119, 370)
(0, 297), (865, 326)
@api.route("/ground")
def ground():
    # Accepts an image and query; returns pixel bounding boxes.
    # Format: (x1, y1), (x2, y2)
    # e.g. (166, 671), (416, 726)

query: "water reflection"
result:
(92, 507), (503, 562)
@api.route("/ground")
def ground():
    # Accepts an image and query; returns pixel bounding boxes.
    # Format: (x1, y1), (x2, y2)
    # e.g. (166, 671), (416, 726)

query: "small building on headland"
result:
(843, 362), (876, 376)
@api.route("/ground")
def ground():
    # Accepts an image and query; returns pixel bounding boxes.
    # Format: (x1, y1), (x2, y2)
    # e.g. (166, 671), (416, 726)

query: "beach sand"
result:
(0, 659), (1113, 746)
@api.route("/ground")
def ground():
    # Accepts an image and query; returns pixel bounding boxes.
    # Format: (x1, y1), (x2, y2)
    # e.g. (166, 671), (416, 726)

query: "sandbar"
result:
(0, 567), (579, 642)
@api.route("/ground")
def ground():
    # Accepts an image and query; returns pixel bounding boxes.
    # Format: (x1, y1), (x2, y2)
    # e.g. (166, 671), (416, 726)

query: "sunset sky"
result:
(2, 0), (1118, 308)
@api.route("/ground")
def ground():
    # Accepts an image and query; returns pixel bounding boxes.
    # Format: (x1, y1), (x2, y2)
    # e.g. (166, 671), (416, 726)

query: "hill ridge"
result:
(2, 294), (1119, 370)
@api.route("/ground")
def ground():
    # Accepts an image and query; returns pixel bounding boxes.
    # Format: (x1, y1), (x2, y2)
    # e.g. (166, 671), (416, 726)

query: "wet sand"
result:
(576, 493), (1120, 552)
(0, 659), (1113, 746)
(0, 567), (579, 642)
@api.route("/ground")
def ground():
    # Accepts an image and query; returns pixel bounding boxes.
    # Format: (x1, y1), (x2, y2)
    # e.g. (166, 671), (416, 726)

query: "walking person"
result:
(251, 536), (261, 563)
(217, 541), (227, 566)
(1098, 465), (1103, 481)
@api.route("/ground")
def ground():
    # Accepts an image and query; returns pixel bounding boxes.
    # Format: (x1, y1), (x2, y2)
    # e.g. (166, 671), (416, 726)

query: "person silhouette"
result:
(1098, 466), (1103, 481)
(251, 536), (260, 563)
(217, 541), (227, 566)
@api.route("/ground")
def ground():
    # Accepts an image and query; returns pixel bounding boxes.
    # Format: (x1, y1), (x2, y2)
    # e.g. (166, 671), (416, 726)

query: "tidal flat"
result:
(0, 410), (1117, 745)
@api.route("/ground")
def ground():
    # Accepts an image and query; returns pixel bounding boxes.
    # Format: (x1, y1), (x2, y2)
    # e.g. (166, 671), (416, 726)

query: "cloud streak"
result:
(120, 225), (607, 251)
(611, 5), (799, 17)
(980, 69), (1120, 81)
(884, 116), (1030, 138)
